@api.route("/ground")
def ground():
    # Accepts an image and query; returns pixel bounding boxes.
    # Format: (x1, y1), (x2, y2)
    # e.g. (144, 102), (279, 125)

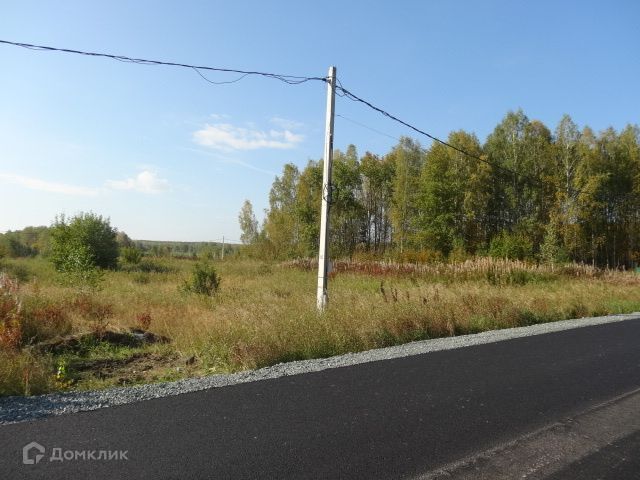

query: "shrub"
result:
(121, 259), (172, 274)
(393, 248), (443, 264)
(0, 273), (22, 350)
(50, 212), (119, 271)
(56, 243), (104, 291)
(72, 294), (114, 323)
(135, 312), (152, 330)
(489, 231), (534, 260)
(0, 350), (57, 396)
(184, 262), (220, 296)
(0, 261), (30, 282)
(20, 298), (72, 344)
(120, 246), (143, 265)
(540, 222), (569, 265)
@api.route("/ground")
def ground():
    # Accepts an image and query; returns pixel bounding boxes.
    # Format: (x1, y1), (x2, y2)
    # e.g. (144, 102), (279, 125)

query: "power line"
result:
(192, 68), (250, 85)
(335, 83), (554, 190)
(0, 39), (328, 86)
(336, 113), (400, 142)
(337, 113), (521, 207)
(1, 38), (558, 192)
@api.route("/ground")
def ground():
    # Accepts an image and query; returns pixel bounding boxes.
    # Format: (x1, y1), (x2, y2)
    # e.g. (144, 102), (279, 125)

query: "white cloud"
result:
(270, 116), (304, 130)
(193, 123), (304, 151)
(0, 173), (99, 196)
(106, 170), (170, 194)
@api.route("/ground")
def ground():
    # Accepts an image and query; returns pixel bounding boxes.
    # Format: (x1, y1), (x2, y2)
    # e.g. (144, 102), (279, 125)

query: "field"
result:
(2, 256), (640, 396)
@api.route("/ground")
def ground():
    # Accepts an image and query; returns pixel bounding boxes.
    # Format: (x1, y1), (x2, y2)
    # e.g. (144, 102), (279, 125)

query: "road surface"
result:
(1, 318), (640, 479)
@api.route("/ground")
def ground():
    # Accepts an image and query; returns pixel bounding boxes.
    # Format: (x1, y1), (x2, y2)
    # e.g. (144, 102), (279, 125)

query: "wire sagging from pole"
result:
(0, 39), (328, 86)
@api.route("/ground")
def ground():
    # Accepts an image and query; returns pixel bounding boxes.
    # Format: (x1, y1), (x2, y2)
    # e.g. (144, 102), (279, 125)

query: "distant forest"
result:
(0, 228), (234, 260)
(239, 110), (640, 268)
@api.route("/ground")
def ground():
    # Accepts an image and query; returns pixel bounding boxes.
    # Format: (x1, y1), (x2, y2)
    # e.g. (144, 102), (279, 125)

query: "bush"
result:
(20, 298), (72, 344)
(120, 259), (173, 274)
(120, 246), (143, 265)
(0, 350), (57, 396)
(0, 273), (23, 350)
(392, 248), (443, 264)
(50, 213), (119, 271)
(0, 261), (31, 282)
(489, 231), (533, 260)
(55, 243), (104, 291)
(184, 262), (220, 296)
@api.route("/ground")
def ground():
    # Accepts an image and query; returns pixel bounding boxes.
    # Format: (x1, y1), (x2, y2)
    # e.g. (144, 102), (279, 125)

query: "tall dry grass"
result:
(2, 256), (640, 395)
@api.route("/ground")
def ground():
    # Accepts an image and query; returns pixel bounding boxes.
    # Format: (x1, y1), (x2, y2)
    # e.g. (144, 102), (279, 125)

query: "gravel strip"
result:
(1, 313), (638, 425)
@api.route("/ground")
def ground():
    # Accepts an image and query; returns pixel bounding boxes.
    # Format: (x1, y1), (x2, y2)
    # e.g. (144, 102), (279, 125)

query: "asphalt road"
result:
(547, 430), (640, 480)
(2, 319), (640, 479)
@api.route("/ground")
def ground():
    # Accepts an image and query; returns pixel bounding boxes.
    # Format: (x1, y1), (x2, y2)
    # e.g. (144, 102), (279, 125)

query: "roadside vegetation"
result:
(2, 110), (640, 396)
(3, 249), (640, 397)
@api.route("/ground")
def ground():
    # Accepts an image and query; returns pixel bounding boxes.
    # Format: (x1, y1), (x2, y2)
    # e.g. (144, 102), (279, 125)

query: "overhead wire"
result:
(0, 39), (328, 86)
(336, 113), (401, 142)
(335, 82), (557, 192)
(192, 68), (250, 85)
(1, 38), (562, 194)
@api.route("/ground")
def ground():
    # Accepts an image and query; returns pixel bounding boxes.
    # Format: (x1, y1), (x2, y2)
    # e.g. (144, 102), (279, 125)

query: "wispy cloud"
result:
(106, 170), (170, 194)
(0, 173), (99, 196)
(192, 123), (304, 151)
(270, 116), (304, 130)
(182, 146), (277, 176)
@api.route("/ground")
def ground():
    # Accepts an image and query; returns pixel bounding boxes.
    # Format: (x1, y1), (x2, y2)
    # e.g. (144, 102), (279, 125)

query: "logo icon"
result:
(23, 442), (45, 465)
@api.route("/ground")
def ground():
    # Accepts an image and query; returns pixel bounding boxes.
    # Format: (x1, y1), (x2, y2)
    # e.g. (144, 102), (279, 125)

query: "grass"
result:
(2, 255), (640, 396)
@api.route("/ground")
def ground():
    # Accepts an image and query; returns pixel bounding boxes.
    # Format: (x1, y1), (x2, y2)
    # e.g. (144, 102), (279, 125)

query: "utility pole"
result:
(317, 66), (336, 312)
(221, 236), (225, 260)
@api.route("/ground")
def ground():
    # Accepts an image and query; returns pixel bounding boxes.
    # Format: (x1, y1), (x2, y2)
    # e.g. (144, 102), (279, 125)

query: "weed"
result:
(0, 262), (30, 282)
(0, 350), (57, 396)
(135, 312), (152, 330)
(4, 257), (640, 396)
(183, 262), (220, 296)
(21, 299), (72, 344)
(132, 272), (150, 284)
(0, 273), (22, 350)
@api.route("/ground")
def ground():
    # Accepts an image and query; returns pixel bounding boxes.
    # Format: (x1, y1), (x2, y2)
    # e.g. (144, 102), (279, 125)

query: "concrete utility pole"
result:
(221, 236), (225, 260)
(317, 66), (336, 312)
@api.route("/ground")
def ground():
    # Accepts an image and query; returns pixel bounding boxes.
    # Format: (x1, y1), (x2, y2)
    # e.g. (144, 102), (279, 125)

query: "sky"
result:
(1, 0), (638, 242)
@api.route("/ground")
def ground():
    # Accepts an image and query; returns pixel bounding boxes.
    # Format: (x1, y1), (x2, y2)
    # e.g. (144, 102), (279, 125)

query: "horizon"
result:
(1, 1), (638, 241)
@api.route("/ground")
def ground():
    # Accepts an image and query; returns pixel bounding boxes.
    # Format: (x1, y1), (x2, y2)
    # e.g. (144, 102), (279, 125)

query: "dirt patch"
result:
(32, 329), (170, 355)
(70, 351), (182, 386)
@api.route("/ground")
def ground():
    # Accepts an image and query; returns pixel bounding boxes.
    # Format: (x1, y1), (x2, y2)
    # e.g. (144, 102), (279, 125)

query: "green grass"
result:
(3, 256), (640, 396)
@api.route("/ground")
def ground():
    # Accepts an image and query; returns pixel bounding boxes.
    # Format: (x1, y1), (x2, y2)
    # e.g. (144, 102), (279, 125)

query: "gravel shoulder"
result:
(1, 312), (638, 425)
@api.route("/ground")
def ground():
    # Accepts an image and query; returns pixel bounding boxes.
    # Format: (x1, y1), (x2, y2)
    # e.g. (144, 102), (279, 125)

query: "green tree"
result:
(360, 152), (395, 253)
(294, 160), (323, 256)
(263, 163), (301, 258)
(484, 110), (554, 254)
(330, 146), (364, 256)
(417, 131), (489, 255)
(390, 137), (424, 253)
(116, 231), (134, 248)
(183, 262), (220, 296)
(120, 246), (143, 265)
(238, 200), (259, 245)
(50, 212), (119, 271)
(540, 218), (568, 264)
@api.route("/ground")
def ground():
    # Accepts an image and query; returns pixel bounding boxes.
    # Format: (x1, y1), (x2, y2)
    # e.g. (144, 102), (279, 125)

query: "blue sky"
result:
(1, 0), (638, 241)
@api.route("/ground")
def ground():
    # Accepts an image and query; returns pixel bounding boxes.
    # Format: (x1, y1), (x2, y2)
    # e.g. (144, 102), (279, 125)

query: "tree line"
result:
(0, 222), (232, 261)
(239, 110), (640, 267)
